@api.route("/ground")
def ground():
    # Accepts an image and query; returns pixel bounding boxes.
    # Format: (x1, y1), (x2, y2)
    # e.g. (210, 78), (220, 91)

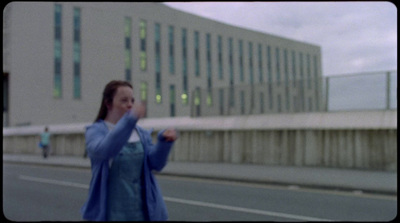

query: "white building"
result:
(3, 2), (322, 127)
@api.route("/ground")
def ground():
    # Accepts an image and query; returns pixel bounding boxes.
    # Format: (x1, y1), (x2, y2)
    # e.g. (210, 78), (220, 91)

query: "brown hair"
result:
(94, 80), (133, 122)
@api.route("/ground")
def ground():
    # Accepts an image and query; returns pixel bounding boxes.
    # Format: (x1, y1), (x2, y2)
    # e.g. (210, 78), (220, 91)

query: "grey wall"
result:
(3, 111), (397, 171)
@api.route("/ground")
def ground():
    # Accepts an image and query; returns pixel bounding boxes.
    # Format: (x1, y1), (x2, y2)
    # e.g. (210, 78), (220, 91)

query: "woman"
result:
(81, 80), (177, 221)
(40, 126), (51, 158)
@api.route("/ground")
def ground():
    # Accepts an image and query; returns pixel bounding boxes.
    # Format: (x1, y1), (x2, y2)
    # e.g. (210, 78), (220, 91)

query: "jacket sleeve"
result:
(85, 112), (139, 161)
(145, 129), (174, 172)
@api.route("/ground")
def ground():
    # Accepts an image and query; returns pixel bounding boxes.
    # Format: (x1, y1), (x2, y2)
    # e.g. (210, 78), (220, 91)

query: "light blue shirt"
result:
(40, 132), (50, 146)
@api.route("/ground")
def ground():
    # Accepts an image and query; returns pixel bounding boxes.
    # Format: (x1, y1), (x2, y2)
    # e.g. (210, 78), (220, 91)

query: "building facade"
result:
(3, 2), (322, 127)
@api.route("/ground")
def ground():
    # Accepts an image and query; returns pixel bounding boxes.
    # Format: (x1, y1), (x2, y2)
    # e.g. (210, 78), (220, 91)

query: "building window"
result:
(181, 28), (188, 105)
(219, 88), (224, 115)
(218, 35), (223, 80)
(194, 87), (201, 116)
(307, 53), (311, 89)
(228, 37), (234, 107)
(284, 48), (289, 110)
(170, 85), (175, 117)
(260, 92), (265, 113)
(73, 7), (81, 99)
(194, 31), (200, 77)
(267, 45), (272, 83)
(140, 82), (148, 102)
(140, 81), (148, 117)
(168, 26), (175, 74)
(313, 55), (319, 80)
(155, 23), (162, 104)
(313, 55), (320, 109)
(278, 94), (282, 112)
(275, 47), (281, 85)
(54, 4), (62, 98)
(248, 42), (253, 84)
(240, 90), (245, 115)
(258, 43), (263, 83)
(139, 20), (147, 71)
(124, 17), (132, 81)
(299, 52), (304, 80)
(266, 45), (273, 110)
(206, 33), (212, 107)
(291, 50), (297, 87)
(299, 52), (304, 111)
(239, 40), (244, 82)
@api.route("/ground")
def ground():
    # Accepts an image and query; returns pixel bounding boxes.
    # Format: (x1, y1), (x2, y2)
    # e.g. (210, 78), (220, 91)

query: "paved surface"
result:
(3, 153), (397, 195)
(5, 163), (396, 221)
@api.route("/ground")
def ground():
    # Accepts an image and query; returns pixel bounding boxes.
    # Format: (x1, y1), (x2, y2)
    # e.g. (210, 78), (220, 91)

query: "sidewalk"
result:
(3, 153), (397, 195)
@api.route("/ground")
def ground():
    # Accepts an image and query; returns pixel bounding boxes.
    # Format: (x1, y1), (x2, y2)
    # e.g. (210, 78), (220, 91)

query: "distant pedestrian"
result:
(40, 126), (51, 158)
(81, 80), (178, 221)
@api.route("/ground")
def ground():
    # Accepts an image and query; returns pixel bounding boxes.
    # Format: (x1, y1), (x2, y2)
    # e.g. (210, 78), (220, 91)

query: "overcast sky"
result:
(163, 2), (397, 76)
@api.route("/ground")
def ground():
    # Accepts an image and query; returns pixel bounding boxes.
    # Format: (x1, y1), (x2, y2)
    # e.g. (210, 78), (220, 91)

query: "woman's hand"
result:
(162, 128), (178, 142)
(131, 101), (146, 119)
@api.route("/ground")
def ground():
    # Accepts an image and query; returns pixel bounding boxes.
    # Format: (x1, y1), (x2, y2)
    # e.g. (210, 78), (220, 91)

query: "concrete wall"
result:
(3, 111), (397, 171)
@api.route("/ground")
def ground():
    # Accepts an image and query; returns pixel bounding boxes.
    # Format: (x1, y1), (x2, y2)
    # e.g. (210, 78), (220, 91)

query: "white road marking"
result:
(19, 175), (89, 189)
(163, 196), (331, 221)
(19, 175), (332, 221)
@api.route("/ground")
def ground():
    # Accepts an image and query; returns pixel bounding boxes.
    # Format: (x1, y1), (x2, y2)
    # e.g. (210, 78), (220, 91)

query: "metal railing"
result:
(190, 70), (397, 117)
(324, 70), (397, 111)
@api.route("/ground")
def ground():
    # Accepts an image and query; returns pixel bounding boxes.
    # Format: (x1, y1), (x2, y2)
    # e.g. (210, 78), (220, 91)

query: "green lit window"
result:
(181, 28), (188, 105)
(206, 33), (212, 106)
(140, 20), (147, 71)
(194, 87), (201, 116)
(155, 23), (162, 104)
(140, 82), (148, 101)
(194, 88), (200, 106)
(54, 4), (62, 98)
(207, 90), (212, 107)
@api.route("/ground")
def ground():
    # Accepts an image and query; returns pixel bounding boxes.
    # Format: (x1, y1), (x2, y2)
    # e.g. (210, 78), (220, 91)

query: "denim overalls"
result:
(105, 123), (146, 221)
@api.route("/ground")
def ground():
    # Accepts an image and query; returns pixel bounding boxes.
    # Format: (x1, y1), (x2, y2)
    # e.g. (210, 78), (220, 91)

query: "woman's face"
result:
(107, 86), (134, 120)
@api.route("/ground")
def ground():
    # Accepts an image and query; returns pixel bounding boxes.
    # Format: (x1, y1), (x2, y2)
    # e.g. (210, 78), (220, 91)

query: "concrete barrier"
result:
(3, 111), (397, 171)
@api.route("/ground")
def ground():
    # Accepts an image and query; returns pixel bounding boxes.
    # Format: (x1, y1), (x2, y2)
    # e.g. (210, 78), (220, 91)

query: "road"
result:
(3, 163), (397, 221)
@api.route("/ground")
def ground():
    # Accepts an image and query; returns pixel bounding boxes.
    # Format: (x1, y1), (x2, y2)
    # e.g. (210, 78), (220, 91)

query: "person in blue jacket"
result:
(81, 80), (178, 221)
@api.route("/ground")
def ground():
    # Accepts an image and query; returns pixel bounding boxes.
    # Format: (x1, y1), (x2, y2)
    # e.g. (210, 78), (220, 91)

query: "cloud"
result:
(163, 2), (397, 75)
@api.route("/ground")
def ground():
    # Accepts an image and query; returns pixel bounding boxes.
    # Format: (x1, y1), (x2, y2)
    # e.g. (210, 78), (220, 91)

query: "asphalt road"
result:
(3, 163), (397, 221)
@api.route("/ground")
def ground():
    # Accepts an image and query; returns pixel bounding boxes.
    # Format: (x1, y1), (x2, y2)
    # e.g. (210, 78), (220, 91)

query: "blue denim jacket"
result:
(81, 112), (174, 221)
